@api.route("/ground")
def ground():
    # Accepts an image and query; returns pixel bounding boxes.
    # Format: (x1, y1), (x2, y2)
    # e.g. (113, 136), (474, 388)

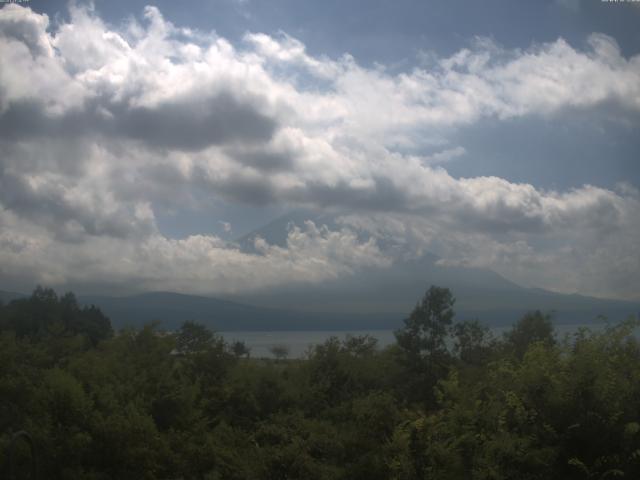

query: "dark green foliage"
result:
(230, 340), (250, 358)
(505, 310), (556, 359)
(0, 285), (639, 479)
(395, 286), (456, 407)
(452, 319), (496, 366)
(1, 286), (112, 346)
(396, 286), (456, 361)
(175, 320), (218, 354)
(269, 344), (290, 361)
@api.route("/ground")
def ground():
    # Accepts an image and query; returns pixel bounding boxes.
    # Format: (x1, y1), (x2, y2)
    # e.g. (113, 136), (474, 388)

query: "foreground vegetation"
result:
(1, 286), (639, 479)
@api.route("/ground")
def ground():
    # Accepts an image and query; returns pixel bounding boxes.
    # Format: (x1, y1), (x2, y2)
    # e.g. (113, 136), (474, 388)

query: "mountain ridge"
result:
(2, 286), (638, 332)
(1, 214), (637, 331)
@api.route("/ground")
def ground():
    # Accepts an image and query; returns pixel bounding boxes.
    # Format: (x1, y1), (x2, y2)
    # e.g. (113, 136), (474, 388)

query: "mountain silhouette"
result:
(228, 210), (640, 325)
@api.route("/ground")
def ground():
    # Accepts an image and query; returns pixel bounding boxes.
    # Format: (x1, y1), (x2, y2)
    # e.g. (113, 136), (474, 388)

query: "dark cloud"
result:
(0, 93), (279, 152)
(0, 101), (93, 140)
(228, 148), (296, 172)
(193, 170), (417, 211)
(107, 161), (197, 210)
(0, 170), (153, 240)
(201, 169), (280, 205)
(116, 93), (279, 151)
(298, 177), (412, 213)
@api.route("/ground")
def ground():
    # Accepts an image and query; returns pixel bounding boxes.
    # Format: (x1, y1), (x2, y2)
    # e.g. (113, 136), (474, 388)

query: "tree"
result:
(1, 287), (112, 345)
(270, 344), (290, 361)
(231, 340), (251, 359)
(395, 286), (455, 361)
(175, 321), (215, 355)
(451, 319), (495, 366)
(395, 286), (456, 406)
(174, 321), (233, 398)
(505, 310), (555, 359)
(79, 304), (113, 346)
(343, 334), (378, 357)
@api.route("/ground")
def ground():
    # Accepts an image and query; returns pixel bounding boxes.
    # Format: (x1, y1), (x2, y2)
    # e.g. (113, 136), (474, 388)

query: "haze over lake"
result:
(221, 323), (615, 358)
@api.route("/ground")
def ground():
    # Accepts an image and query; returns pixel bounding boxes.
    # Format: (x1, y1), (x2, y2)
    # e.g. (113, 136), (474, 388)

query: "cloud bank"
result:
(0, 4), (639, 299)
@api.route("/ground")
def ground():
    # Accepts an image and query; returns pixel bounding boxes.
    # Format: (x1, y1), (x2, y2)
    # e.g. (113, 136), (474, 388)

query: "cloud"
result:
(0, 2), (52, 57)
(336, 195), (640, 300)
(0, 210), (390, 295)
(0, 4), (639, 299)
(0, 168), (156, 241)
(115, 93), (277, 151)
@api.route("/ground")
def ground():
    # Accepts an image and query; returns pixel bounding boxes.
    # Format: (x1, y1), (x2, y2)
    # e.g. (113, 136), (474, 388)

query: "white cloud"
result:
(0, 4), (639, 299)
(0, 208), (389, 294)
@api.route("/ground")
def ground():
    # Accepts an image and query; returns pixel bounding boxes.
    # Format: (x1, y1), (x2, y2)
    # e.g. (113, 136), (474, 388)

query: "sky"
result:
(0, 0), (639, 300)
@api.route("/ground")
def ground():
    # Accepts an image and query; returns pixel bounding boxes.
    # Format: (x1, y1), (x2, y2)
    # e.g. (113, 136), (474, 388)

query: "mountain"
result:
(227, 211), (640, 326)
(2, 284), (637, 332)
(0, 290), (25, 304)
(235, 209), (339, 253)
(78, 292), (400, 331)
(2, 210), (638, 330)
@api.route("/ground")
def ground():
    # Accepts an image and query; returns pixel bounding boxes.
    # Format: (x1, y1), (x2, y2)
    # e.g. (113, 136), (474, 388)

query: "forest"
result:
(1, 286), (639, 479)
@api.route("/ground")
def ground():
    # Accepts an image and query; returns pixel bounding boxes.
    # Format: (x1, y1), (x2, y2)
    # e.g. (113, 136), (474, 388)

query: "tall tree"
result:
(395, 286), (455, 406)
(505, 310), (555, 359)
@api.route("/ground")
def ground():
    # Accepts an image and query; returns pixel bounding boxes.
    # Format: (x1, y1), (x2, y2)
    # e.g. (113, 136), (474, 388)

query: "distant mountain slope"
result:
(0, 290), (25, 304)
(227, 211), (640, 326)
(78, 292), (400, 331)
(235, 209), (338, 253)
(79, 285), (639, 334)
(229, 257), (640, 326)
(2, 285), (637, 332)
(3, 208), (638, 330)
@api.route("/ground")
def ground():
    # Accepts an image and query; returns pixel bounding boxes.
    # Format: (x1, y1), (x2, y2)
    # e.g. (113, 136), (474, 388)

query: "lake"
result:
(220, 323), (614, 358)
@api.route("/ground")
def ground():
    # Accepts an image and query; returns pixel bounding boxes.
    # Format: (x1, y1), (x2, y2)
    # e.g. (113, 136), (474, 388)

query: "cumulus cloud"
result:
(336, 193), (640, 301)
(0, 4), (639, 299)
(0, 209), (389, 294)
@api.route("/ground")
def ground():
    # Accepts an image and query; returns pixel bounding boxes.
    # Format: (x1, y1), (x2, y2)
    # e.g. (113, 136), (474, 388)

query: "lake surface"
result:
(220, 323), (614, 358)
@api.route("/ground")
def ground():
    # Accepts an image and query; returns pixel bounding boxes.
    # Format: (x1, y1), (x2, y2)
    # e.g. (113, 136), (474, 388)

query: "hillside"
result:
(0, 290), (25, 304)
(228, 212), (640, 326)
(77, 292), (399, 331)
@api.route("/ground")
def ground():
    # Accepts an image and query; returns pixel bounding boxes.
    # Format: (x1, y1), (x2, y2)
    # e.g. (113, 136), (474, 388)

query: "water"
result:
(220, 322), (615, 359)
(220, 330), (398, 359)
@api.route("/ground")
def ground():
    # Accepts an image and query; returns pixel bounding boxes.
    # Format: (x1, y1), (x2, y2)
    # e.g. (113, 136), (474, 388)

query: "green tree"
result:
(1, 287), (112, 346)
(175, 320), (216, 355)
(452, 319), (495, 366)
(270, 344), (290, 361)
(396, 286), (455, 360)
(395, 286), (455, 406)
(231, 340), (250, 359)
(505, 310), (555, 359)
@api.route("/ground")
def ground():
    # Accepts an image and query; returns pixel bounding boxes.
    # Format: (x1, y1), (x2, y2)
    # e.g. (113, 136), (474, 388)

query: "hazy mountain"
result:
(2, 211), (638, 330)
(2, 283), (637, 333)
(0, 290), (25, 304)
(235, 209), (339, 254)
(77, 292), (399, 331)
(228, 211), (640, 326)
